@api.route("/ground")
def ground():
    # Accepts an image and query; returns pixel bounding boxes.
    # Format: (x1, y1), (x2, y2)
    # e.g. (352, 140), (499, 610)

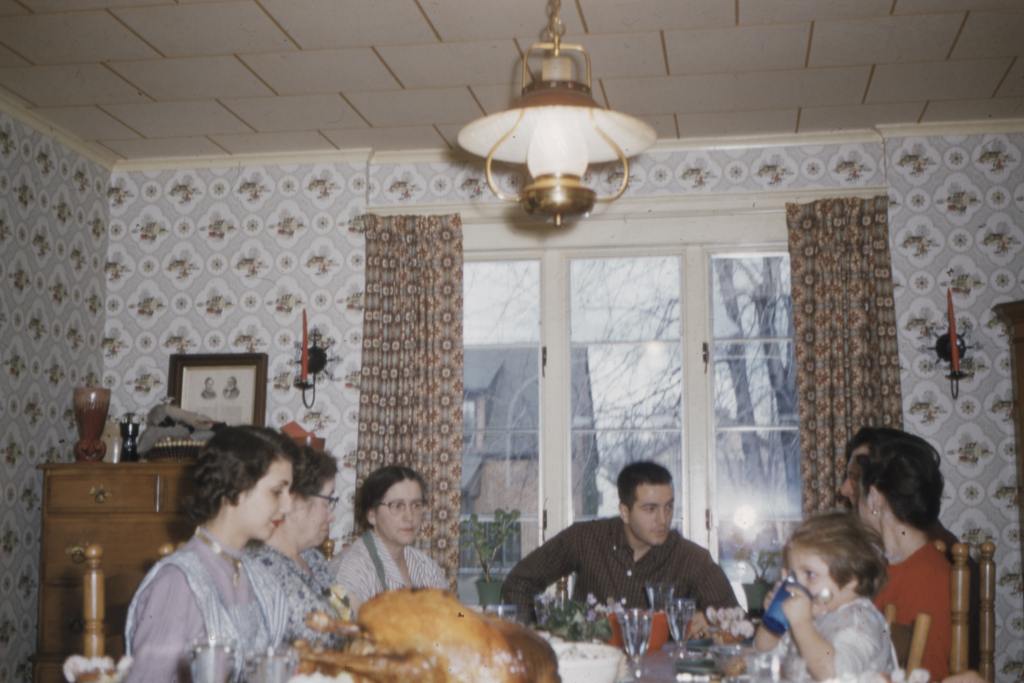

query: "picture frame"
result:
(167, 353), (268, 426)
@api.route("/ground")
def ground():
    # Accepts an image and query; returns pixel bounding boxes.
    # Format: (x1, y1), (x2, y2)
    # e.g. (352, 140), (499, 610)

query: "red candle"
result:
(300, 309), (309, 383)
(947, 288), (960, 373)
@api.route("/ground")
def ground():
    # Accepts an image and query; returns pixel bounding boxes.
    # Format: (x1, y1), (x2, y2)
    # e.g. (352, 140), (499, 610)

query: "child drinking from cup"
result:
(753, 512), (895, 682)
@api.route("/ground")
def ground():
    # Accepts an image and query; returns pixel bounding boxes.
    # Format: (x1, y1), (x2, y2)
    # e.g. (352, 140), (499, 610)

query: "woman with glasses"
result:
(331, 465), (446, 613)
(248, 445), (346, 646)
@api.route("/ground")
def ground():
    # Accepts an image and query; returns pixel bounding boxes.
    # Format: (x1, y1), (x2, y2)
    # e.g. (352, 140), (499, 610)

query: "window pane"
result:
(711, 256), (793, 340)
(572, 342), (682, 430)
(571, 430), (681, 519)
(461, 262), (540, 604)
(712, 341), (798, 427)
(464, 261), (540, 344)
(570, 257), (681, 342)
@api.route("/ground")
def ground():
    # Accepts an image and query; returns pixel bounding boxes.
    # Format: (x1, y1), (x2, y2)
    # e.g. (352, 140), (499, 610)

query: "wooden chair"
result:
(884, 603), (931, 672)
(948, 540), (997, 681)
(82, 544), (105, 658)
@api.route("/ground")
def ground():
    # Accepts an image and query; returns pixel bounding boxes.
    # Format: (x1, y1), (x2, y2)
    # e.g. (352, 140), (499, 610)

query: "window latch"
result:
(702, 342), (709, 374)
(542, 345), (547, 378)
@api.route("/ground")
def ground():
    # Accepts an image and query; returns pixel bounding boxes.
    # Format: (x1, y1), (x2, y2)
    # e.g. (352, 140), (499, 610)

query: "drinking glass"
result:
(644, 581), (675, 611)
(485, 603), (521, 623)
(619, 607), (652, 681)
(189, 638), (235, 683)
(667, 597), (697, 650)
(245, 646), (297, 683)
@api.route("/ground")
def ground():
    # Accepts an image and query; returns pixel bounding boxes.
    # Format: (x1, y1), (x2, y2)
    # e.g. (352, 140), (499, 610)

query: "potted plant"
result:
(734, 547), (781, 616)
(461, 508), (520, 606)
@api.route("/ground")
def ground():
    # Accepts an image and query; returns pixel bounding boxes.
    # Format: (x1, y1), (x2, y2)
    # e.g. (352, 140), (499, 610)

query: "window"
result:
(458, 215), (800, 605)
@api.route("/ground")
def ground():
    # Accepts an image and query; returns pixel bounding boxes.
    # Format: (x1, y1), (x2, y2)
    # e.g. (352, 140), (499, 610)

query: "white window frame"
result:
(461, 205), (790, 559)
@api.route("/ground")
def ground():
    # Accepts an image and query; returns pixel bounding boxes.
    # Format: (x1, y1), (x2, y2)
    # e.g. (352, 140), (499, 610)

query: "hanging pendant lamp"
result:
(457, 0), (656, 227)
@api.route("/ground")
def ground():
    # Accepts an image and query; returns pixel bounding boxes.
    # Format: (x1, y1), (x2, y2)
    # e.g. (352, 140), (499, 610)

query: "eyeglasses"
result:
(377, 499), (426, 515)
(311, 493), (339, 510)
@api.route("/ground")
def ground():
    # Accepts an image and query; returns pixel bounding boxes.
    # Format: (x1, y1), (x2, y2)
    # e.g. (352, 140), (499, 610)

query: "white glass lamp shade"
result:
(458, 105), (656, 169)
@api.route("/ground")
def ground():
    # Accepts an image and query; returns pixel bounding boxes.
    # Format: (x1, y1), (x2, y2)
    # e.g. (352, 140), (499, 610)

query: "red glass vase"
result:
(73, 387), (110, 462)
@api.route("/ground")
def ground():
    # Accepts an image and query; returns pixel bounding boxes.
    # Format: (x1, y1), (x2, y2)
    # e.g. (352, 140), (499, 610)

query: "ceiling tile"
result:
(260, 0), (436, 49)
(677, 109), (796, 137)
(0, 12), (159, 65)
(578, 0), (732, 32)
(665, 24), (808, 74)
(0, 1), (28, 15)
(0, 83), (30, 107)
(637, 114), (678, 139)
(811, 15), (963, 67)
(102, 101), (252, 137)
(113, 2), (295, 57)
(240, 49), (399, 95)
(31, 105), (141, 140)
(0, 44), (29, 68)
(109, 57), (273, 101)
(19, 0), (165, 9)
(323, 125), (448, 151)
(922, 97), (1024, 121)
(867, 59), (1010, 102)
(0, 64), (150, 106)
(603, 67), (869, 115)
(210, 130), (337, 154)
(739, 0), (892, 24)
(468, 83), (520, 114)
(549, 32), (666, 80)
(346, 87), (482, 127)
(951, 11), (1024, 59)
(101, 136), (224, 159)
(997, 58), (1024, 97)
(799, 102), (925, 131)
(377, 40), (520, 88)
(221, 94), (364, 132)
(894, 0), (1022, 13)
(420, 0), (584, 41)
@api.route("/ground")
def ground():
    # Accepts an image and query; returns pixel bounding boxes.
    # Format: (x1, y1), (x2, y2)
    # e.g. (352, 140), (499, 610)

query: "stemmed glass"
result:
(619, 607), (652, 681)
(667, 597), (697, 655)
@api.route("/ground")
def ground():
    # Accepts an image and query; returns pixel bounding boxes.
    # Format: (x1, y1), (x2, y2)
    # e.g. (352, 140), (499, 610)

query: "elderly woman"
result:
(853, 430), (951, 680)
(125, 426), (297, 682)
(331, 465), (447, 613)
(248, 446), (345, 647)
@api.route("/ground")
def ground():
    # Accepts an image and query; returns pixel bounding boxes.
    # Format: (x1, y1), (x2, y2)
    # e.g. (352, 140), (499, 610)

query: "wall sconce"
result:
(296, 309), (328, 409)
(935, 288), (968, 399)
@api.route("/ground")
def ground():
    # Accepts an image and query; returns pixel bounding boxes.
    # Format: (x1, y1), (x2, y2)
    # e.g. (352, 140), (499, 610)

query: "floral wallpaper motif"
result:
(105, 162), (368, 548)
(0, 110), (108, 682)
(888, 133), (1024, 680)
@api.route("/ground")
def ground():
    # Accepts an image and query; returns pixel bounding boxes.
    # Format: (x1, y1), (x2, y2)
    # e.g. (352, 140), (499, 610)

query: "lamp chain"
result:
(544, 0), (566, 49)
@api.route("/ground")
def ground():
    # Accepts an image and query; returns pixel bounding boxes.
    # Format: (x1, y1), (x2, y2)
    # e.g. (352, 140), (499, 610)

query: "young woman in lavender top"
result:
(248, 445), (348, 647)
(124, 426), (298, 682)
(330, 465), (447, 613)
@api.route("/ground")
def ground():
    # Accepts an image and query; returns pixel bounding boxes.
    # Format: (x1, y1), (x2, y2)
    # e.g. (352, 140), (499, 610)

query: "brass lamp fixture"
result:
(457, 0), (656, 227)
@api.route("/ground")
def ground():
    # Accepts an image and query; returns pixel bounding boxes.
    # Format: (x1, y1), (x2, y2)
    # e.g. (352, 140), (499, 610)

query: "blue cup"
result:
(761, 576), (805, 635)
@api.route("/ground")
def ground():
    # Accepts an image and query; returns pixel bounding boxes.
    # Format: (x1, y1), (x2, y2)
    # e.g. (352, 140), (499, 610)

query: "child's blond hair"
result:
(784, 511), (887, 597)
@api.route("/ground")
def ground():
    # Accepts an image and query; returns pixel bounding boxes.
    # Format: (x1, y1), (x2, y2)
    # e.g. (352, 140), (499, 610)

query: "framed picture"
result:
(168, 353), (268, 426)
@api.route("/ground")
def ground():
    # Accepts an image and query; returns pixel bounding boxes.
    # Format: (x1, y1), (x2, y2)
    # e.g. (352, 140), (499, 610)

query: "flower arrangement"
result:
(461, 508), (521, 583)
(705, 606), (755, 644)
(535, 593), (613, 643)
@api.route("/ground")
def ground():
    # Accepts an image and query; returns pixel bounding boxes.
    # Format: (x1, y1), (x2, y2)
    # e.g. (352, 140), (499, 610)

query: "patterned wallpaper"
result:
(0, 110), (108, 681)
(887, 132), (1024, 679)
(1, 101), (1021, 682)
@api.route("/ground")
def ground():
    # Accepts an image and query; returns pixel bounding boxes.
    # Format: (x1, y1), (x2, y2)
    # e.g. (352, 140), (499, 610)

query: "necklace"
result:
(195, 527), (242, 586)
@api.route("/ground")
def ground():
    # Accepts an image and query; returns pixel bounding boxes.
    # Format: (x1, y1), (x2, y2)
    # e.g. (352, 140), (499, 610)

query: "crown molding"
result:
(0, 94), (120, 170)
(110, 147), (374, 173)
(875, 118), (1024, 138)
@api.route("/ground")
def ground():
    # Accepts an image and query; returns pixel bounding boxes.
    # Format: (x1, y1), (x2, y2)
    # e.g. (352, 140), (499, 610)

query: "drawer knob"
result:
(65, 545), (86, 564)
(89, 485), (110, 504)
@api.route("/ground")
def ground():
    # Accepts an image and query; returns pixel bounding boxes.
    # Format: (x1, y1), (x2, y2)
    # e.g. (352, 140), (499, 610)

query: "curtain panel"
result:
(787, 196), (903, 513)
(355, 213), (464, 584)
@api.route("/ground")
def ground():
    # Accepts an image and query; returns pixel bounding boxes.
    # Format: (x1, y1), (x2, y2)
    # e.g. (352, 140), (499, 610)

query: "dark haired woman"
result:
(124, 426), (297, 682)
(248, 446), (347, 646)
(855, 432), (951, 680)
(330, 465), (446, 613)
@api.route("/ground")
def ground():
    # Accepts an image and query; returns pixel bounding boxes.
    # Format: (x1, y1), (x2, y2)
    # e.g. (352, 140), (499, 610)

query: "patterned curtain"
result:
(787, 196), (903, 513)
(355, 213), (464, 585)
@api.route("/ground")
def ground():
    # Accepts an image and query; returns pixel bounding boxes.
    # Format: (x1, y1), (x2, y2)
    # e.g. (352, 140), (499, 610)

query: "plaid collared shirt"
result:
(501, 517), (738, 610)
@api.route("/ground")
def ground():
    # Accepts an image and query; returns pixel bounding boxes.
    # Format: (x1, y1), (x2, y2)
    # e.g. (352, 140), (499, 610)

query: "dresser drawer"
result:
(42, 518), (193, 584)
(38, 580), (130, 657)
(45, 472), (161, 513)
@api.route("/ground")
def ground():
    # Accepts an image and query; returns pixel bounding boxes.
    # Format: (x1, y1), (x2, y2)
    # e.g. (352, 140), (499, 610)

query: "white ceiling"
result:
(0, 0), (1022, 165)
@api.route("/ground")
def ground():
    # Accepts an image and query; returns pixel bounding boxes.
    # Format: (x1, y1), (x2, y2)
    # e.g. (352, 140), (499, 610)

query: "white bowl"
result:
(551, 641), (624, 683)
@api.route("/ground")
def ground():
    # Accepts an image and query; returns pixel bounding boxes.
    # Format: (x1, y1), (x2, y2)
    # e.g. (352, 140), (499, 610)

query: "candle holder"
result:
(295, 330), (328, 409)
(934, 332), (968, 399)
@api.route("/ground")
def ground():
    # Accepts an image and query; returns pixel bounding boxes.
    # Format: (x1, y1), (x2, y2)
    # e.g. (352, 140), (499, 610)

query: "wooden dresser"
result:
(995, 300), (1024, 577)
(34, 462), (194, 683)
